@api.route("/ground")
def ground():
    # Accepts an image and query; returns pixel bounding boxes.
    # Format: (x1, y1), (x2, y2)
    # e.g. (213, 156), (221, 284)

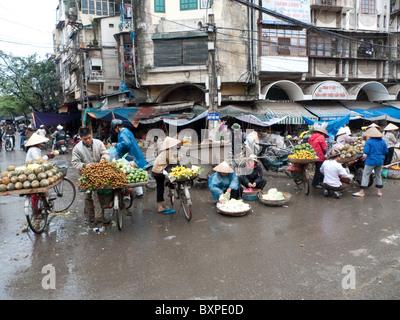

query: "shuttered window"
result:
(180, 0), (198, 10)
(154, 37), (208, 67)
(155, 0), (165, 12)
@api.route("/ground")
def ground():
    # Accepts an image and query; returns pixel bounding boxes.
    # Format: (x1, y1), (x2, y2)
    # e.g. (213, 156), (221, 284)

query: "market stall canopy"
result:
(340, 101), (400, 123)
(302, 114), (350, 137)
(234, 114), (288, 127)
(163, 110), (208, 126)
(218, 105), (254, 118)
(32, 112), (81, 128)
(301, 101), (361, 121)
(85, 107), (139, 127)
(254, 102), (318, 124)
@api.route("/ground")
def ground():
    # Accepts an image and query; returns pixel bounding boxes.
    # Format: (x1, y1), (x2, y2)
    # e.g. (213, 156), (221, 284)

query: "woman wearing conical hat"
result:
(152, 137), (181, 214)
(353, 127), (388, 197)
(25, 133), (57, 163)
(208, 160), (239, 201)
(383, 123), (399, 165)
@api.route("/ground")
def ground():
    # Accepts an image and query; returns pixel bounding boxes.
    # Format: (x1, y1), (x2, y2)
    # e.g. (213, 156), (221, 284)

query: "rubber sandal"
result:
(158, 208), (176, 214)
(163, 208), (176, 214)
(352, 192), (364, 197)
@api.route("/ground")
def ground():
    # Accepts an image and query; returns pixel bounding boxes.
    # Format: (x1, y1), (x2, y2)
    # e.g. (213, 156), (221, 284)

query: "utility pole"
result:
(206, 14), (219, 139)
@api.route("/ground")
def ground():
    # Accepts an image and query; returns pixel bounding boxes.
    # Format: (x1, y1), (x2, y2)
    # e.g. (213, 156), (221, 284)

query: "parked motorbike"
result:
(255, 142), (291, 174)
(343, 155), (374, 187)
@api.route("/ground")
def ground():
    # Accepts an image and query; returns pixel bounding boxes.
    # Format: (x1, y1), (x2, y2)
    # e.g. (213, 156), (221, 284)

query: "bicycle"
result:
(286, 159), (316, 195)
(168, 178), (193, 221)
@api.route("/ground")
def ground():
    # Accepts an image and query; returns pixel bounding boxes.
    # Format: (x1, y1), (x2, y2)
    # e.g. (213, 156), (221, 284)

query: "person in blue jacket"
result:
(353, 127), (388, 197)
(208, 161), (240, 201)
(110, 119), (148, 169)
(110, 119), (148, 198)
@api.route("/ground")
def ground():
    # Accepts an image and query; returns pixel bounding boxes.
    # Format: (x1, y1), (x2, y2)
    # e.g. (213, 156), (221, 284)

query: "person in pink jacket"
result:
(308, 127), (329, 189)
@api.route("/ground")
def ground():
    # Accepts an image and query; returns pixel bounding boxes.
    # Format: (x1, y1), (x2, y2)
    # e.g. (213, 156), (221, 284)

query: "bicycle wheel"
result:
(25, 195), (49, 234)
(113, 193), (123, 230)
(303, 166), (310, 195)
(179, 185), (192, 221)
(50, 178), (76, 212)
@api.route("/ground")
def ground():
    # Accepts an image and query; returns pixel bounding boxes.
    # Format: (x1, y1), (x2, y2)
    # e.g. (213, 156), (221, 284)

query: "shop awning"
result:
(301, 101), (361, 121)
(254, 102), (318, 124)
(340, 101), (400, 123)
(163, 110), (208, 126)
(234, 114), (288, 127)
(302, 114), (350, 137)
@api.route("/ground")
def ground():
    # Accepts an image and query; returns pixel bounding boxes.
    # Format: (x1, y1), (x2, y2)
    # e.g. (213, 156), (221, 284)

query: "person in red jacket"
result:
(308, 127), (329, 189)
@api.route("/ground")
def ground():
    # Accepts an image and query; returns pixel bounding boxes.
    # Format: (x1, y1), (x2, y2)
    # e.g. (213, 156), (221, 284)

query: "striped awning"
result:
(254, 102), (318, 124)
(301, 102), (361, 121)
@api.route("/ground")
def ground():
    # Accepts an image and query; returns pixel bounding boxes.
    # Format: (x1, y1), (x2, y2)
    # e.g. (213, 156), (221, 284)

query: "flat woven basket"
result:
(336, 155), (358, 164)
(258, 191), (292, 206)
(288, 157), (318, 164)
(216, 205), (251, 217)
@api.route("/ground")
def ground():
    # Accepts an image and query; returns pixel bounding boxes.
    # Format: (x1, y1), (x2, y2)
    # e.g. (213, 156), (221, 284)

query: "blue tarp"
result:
(302, 114), (350, 138)
(32, 112), (81, 128)
(85, 107), (139, 127)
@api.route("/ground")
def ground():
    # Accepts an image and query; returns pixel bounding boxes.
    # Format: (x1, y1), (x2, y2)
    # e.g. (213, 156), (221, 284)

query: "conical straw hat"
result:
(314, 127), (329, 137)
(363, 127), (383, 138)
(384, 123), (399, 131)
(160, 137), (181, 151)
(336, 127), (348, 137)
(213, 161), (234, 174)
(25, 133), (49, 147)
(367, 123), (381, 130)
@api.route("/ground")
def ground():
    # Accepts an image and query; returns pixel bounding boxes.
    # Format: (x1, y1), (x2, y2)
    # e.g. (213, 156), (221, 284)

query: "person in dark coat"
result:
(239, 154), (266, 191)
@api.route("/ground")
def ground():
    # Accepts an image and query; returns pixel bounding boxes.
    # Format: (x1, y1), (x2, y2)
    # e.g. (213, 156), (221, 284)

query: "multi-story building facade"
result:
(52, 0), (400, 124)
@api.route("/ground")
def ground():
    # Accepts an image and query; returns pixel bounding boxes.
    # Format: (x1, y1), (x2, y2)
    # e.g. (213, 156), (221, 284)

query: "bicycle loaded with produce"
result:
(77, 158), (148, 230)
(0, 158), (75, 234)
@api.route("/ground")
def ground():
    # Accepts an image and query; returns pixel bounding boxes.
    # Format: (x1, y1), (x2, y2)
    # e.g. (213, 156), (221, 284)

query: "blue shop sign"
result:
(207, 112), (220, 121)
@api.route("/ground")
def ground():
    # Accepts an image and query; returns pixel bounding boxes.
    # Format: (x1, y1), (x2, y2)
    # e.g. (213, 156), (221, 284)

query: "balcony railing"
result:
(311, 0), (344, 7)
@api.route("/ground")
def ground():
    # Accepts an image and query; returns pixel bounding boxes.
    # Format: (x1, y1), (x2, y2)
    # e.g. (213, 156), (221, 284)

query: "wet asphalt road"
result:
(1, 137), (400, 300)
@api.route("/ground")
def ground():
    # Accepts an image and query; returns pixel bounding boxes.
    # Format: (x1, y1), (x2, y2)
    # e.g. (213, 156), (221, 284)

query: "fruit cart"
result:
(79, 181), (148, 231)
(0, 160), (76, 234)
(0, 178), (71, 234)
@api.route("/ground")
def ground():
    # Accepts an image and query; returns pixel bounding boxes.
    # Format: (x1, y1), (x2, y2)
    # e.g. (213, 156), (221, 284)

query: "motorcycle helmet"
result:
(57, 125), (63, 130)
(110, 119), (123, 133)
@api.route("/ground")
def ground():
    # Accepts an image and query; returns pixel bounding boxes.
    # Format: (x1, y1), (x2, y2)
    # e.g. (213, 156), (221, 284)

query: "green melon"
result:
(14, 182), (23, 190)
(31, 180), (40, 188)
(23, 181), (31, 189)
(39, 179), (50, 188)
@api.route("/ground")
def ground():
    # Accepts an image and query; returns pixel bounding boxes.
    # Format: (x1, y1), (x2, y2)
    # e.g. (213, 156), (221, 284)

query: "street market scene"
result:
(1, 0), (400, 303)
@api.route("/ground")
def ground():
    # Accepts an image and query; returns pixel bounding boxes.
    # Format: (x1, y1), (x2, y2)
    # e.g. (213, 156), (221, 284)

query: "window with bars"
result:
(261, 28), (307, 57)
(180, 0), (198, 10)
(81, 0), (120, 15)
(360, 0), (375, 14)
(155, 0), (165, 12)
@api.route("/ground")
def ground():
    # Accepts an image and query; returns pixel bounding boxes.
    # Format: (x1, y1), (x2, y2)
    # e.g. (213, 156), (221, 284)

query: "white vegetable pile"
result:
(262, 188), (285, 200)
(217, 199), (250, 213)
